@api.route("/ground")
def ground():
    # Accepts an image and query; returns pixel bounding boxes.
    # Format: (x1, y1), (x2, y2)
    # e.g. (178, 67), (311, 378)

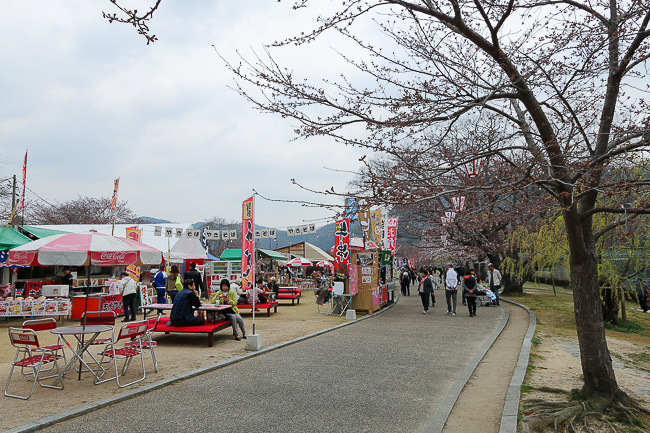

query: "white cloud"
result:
(0, 1), (369, 229)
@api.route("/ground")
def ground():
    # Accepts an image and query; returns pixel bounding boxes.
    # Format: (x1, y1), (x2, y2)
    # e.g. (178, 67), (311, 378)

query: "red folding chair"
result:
(21, 318), (67, 376)
(95, 320), (148, 388)
(79, 311), (116, 370)
(5, 327), (64, 400)
(124, 313), (161, 373)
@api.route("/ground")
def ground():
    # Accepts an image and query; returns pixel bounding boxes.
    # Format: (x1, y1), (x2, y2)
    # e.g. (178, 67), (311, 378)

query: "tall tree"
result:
(28, 195), (141, 225)
(222, 0), (650, 410)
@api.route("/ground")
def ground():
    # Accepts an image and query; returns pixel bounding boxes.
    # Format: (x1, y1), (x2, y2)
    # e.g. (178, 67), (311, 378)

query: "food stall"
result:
(349, 250), (389, 314)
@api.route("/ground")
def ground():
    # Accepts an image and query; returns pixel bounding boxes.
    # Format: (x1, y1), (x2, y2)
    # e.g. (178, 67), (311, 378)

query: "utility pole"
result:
(11, 175), (16, 214)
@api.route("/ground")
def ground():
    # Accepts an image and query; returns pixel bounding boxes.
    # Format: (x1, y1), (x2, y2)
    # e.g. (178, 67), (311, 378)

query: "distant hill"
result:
(139, 216), (172, 224)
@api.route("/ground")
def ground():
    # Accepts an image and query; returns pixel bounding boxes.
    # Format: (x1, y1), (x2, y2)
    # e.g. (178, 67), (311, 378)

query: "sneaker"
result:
(447, 311), (451, 315)
(423, 310), (427, 315)
(452, 312), (457, 317)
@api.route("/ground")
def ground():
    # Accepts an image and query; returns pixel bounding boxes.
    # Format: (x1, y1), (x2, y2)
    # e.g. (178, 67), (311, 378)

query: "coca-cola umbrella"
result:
(9, 231), (163, 321)
(315, 260), (334, 273)
(285, 257), (313, 267)
(9, 231), (163, 380)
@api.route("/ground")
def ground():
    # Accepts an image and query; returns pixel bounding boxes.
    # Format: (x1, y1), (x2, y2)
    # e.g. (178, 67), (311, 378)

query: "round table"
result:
(51, 324), (114, 381)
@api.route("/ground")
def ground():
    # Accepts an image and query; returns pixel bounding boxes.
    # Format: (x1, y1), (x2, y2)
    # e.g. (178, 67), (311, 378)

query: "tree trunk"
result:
(600, 286), (619, 324)
(565, 213), (623, 402)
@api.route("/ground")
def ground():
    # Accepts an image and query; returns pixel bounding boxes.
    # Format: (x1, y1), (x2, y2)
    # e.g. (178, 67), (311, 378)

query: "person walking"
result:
(166, 264), (182, 303)
(118, 271), (137, 322)
(428, 268), (436, 307)
(151, 264), (167, 315)
(400, 268), (411, 296)
(463, 269), (478, 317)
(486, 263), (502, 306)
(185, 262), (204, 298)
(418, 268), (433, 314)
(445, 263), (458, 316)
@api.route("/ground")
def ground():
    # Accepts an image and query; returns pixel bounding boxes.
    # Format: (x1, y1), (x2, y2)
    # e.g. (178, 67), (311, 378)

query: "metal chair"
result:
(78, 311), (116, 370)
(124, 314), (161, 372)
(21, 318), (67, 376)
(331, 282), (351, 316)
(95, 320), (148, 388)
(5, 327), (64, 400)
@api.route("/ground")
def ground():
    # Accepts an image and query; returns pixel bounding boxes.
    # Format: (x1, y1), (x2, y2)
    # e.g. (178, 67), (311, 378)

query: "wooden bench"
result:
(235, 301), (278, 317)
(153, 316), (230, 347)
(277, 288), (302, 305)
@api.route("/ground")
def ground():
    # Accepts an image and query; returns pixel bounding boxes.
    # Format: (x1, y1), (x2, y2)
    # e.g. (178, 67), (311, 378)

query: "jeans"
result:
(431, 291), (436, 305)
(225, 313), (246, 336)
(493, 285), (501, 305)
(168, 290), (178, 303)
(445, 290), (457, 313)
(467, 297), (477, 315)
(122, 293), (137, 320)
(419, 292), (430, 312)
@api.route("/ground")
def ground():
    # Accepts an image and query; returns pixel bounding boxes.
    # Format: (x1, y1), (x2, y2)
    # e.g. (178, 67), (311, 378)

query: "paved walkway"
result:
(33, 294), (509, 433)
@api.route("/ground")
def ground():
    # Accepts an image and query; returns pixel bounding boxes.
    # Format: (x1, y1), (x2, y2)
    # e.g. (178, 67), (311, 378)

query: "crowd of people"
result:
(399, 263), (502, 317)
(146, 263), (288, 341)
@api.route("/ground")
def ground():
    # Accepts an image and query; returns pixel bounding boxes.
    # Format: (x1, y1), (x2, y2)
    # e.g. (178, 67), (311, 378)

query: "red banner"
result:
(100, 294), (124, 315)
(110, 178), (120, 210)
(241, 196), (255, 289)
(334, 218), (350, 278)
(386, 217), (398, 255)
(19, 151), (27, 210)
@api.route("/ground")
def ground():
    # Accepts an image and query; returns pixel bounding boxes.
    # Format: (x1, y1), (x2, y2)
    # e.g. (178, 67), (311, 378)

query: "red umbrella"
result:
(315, 260), (334, 272)
(285, 257), (313, 267)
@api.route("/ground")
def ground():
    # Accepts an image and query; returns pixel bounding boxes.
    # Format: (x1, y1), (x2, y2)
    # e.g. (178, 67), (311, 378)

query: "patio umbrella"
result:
(285, 257), (313, 267)
(315, 260), (334, 272)
(9, 231), (163, 379)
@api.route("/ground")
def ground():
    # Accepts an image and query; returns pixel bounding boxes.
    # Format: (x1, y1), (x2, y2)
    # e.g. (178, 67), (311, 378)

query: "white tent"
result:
(28, 223), (208, 263)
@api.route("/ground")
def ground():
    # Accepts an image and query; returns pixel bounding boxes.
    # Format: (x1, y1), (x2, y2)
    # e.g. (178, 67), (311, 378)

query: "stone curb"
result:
(425, 303), (511, 433)
(499, 298), (537, 433)
(7, 296), (399, 433)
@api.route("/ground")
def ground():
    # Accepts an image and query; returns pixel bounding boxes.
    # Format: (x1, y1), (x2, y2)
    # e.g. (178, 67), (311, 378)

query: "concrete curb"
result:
(7, 296), (399, 433)
(499, 298), (537, 433)
(425, 304), (511, 433)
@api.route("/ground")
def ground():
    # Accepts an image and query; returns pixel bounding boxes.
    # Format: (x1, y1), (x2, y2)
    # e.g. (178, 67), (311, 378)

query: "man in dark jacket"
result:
(184, 262), (204, 298)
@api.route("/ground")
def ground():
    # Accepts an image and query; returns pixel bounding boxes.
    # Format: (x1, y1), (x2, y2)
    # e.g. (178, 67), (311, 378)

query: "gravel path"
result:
(41, 293), (505, 433)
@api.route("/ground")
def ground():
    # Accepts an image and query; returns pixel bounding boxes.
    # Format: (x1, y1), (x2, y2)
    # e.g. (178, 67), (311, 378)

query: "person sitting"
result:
(267, 276), (280, 301)
(241, 278), (268, 305)
(209, 279), (247, 341)
(169, 279), (205, 327)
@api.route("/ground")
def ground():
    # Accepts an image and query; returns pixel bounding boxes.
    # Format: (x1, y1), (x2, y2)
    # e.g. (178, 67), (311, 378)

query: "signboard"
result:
(357, 198), (371, 242)
(386, 217), (398, 255)
(241, 196), (255, 289)
(348, 264), (359, 296)
(370, 209), (382, 246)
(334, 218), (350, 279)
(0, 299), (71, 317)
(100, 294), (124, 315)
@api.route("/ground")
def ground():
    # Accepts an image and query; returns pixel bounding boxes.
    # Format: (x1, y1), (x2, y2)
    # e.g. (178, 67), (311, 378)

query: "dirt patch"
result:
(444, 302), (530, 433)
(0, 295), (347, 431)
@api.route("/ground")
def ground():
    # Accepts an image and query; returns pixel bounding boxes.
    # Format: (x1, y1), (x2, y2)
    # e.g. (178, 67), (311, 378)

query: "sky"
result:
(0, 1), (369, 229)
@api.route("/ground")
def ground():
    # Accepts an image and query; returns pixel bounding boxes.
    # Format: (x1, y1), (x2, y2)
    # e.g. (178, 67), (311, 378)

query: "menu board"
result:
(0, 299), (71, 316)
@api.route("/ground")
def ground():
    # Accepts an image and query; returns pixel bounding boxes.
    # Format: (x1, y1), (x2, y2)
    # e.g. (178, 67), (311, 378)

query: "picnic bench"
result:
(236, 301), (278, 317)
(153, 316), (230, 347)
(277, 287), (303, 305)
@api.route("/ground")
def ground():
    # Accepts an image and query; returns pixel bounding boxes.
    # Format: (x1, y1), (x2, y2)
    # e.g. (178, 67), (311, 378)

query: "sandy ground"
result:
(444, 302), (530, 433)
(0, 294), (347, 431)
(524, 331), (650, 412)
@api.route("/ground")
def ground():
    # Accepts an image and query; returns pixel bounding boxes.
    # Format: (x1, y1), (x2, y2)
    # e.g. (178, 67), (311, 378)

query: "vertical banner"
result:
(334, 218), (351, 279)
(241, 196), (255, 290)
(357, 198), (371, 244)
(370, 208), (382, 246)
(386, 217), (398, 256)
(344, 197), (358, 222)
(125, 227), (142, 281)
(381, 210), (388, 249)
(110, 178), (120, 211)
(19, 151), (27, 210)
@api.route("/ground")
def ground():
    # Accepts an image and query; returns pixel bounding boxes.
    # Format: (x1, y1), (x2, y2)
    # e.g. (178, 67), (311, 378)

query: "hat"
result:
(270, 277), (276, 281)
(446, 263), (453, 267)
(488, 263), (494, 267)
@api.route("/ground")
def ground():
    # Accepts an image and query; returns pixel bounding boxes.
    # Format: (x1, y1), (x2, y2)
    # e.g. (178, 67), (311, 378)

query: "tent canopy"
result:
(21, 225), (69, 239)
(0, 228), (32, 250)
(220, 248), (288, 261)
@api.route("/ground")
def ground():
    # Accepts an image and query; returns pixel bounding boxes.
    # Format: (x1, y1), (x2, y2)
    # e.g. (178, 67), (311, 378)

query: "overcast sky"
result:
(0, 1), (369, 229)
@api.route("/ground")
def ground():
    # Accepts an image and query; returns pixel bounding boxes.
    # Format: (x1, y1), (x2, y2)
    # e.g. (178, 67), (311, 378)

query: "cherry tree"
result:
(222, 0), (650, 414)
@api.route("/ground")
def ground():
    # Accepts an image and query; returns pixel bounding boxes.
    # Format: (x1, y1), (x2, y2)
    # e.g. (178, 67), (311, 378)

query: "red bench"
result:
(235, 301), (278, 317)
(153, 316), (230, 347)
(277, 289), (302, 305)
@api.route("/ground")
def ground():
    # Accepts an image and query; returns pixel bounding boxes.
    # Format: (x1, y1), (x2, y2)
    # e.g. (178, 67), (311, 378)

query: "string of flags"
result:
(153, 226), (283, 240)
(286, 223), (317, 237)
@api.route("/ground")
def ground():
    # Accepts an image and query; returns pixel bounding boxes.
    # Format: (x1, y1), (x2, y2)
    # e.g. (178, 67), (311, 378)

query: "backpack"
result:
(165, 273), (177, 293)
(401, 271), (410, 284)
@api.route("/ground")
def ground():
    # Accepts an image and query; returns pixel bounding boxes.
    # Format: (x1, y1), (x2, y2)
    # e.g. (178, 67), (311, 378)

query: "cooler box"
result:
(42, 285), (69, 297)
